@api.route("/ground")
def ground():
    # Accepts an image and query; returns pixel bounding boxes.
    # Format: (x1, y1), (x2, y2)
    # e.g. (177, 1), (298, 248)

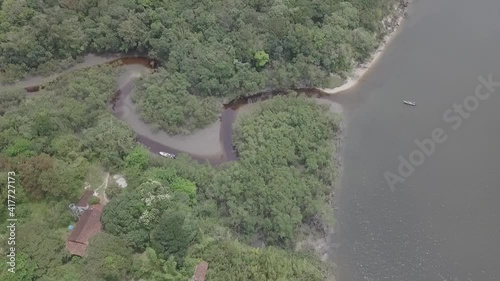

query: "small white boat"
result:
(403, 100), (416, 106)
(159, 151), (176, 159)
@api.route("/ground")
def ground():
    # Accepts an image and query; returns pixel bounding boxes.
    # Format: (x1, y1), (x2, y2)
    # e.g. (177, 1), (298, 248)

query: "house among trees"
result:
(66, 190), (104, 256)
(190, 261), (208, 281)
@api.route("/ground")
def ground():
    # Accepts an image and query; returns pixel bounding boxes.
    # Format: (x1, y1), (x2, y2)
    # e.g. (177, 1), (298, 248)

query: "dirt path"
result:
(94, 173), (110, 205)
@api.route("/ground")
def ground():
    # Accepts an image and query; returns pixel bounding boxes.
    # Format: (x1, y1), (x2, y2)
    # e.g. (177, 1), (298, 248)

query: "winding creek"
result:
(12, 55), (343, 165)
(5, 1), (500, 279)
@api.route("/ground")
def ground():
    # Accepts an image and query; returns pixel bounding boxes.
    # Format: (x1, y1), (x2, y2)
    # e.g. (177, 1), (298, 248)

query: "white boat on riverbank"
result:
(159, 151), (176, 159)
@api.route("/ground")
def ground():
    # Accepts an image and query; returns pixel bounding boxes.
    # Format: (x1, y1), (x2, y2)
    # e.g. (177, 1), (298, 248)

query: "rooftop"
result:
(192, 261), (209, 281)
(66, 204), (103, 256)
(76, 189), (94, 207)
(66, 190), (104, 256)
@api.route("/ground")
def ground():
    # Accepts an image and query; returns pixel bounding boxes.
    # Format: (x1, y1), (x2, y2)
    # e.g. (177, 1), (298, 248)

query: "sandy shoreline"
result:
(320, 3), (407, 95)
(296, 3), (409, 267)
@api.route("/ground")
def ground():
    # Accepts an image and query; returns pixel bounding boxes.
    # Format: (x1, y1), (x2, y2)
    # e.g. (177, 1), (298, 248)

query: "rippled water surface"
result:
(333, 0), (500, 280)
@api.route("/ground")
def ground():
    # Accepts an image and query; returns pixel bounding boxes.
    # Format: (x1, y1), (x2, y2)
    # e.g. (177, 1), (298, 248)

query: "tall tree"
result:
(17, 222), (70, 278)
(84, 233), (133, 281)
(132, 248), (189, 281)
(81, 115), (136, 168)
(193, 241), (325, 281)
(101, 192), (149, 250)
(151, 209), (200, 263)
(17, 154), (56, 200)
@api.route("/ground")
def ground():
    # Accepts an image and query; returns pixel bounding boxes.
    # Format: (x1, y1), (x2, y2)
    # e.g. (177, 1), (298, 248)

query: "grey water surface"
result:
(333, 0), (500, 280)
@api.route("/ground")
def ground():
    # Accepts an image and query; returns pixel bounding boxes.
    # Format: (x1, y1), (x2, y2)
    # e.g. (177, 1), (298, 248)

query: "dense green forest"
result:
(0, 65), (339, 280)
(0, 0), (402, 280)
(1, 0), (397, 85)
(133, 69), (221, 134)
(209, 96), (339, 246)
(1, 0), (399, 131)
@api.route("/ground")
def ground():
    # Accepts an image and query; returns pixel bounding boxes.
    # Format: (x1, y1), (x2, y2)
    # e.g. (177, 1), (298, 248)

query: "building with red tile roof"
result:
(76, 189), (94, 207)
(191, 261), (209, 281)
(66, 190), (104, 256)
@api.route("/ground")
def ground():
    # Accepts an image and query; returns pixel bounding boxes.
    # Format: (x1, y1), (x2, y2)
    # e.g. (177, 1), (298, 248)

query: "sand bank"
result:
(320, 3), (407, 95)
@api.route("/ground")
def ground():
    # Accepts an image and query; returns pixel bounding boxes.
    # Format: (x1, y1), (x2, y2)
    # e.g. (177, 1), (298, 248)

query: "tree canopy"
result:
(1, 0), (395, 97)
(0, 0), (399, 280)
(204, 95), (339, 246)
(192, 240), (326, 281)
(133, 69), (221, 134)
(84, 233), (133, 281)
(151, 208), (200, 263)
(16, 222), (70, 278)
